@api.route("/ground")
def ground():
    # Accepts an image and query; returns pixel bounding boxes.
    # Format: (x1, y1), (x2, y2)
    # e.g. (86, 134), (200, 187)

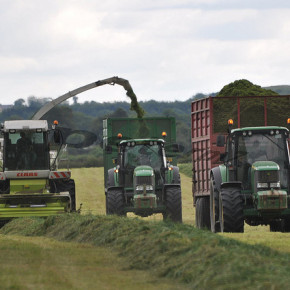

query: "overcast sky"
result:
(0, 0), (290, 105)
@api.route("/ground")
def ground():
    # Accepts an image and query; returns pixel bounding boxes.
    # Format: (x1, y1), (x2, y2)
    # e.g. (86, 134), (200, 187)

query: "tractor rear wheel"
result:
(195, 197), (210, 230)
(106, 189), (126, 216)
(219, 187), (244, 233)
(163, 186), (182, 222)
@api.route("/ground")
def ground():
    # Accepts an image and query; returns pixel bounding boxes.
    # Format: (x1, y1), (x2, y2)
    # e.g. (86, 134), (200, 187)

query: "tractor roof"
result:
(3, 120), (48, 132)
(231, 126), (289, 134)
(119, 139), (165, 145)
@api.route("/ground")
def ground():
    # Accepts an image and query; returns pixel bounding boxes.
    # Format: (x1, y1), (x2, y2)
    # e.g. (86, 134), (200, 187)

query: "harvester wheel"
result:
(210, 178), (220, 233)
(106, 189), (126, 216)
(219, 187), (244, 233)
(195, 197), (210, 230)
(163, 186), (182, 222)
(66, 179), (76, 212)
(52, 179), (76, 212)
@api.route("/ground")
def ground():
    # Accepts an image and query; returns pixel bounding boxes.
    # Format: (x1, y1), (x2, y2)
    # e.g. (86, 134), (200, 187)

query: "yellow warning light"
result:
(228, 119), (234, 125)
(117, 133), (122, 139)
(54, 120), (59, 125)
(287, 118), (290, 124)
(162, 131), (167, 137)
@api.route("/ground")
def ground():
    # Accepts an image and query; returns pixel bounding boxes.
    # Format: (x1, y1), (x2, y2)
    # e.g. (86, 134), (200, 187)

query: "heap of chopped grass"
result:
(2, 214), (290, 289)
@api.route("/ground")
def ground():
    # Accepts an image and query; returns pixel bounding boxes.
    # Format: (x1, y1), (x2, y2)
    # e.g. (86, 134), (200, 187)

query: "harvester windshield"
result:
(234, 130), (289, 189)
(4, 130), (49, 171)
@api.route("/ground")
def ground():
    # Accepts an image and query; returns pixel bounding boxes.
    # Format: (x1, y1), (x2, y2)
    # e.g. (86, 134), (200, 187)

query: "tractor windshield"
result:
(123, 143), (165, 170)
(235, 131), (289, 189)
(4, 131), (49, 170)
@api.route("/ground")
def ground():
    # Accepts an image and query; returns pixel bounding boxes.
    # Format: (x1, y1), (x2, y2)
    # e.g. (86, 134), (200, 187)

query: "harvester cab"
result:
(0, 119), (76, 223)
(104, 117), (182, 222)
(213, 122), (290, 232)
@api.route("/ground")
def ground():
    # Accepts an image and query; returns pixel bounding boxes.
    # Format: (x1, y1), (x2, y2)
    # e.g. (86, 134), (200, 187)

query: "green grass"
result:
(2, 167), (290, 289)
(0, 234), (182, 290)
(2, 214), (290, 289)
(178, 163), (192, 178)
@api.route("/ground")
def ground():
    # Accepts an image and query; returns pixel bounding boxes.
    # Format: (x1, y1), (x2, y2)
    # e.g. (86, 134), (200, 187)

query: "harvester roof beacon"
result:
(191, 95), (290, 233)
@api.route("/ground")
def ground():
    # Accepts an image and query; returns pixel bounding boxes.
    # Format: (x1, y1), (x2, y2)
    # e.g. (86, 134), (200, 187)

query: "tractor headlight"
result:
(136, 185), (144, 191)
(270, 182), (280, 188)
(257, 182), (268, 189)
(145, 185), (153, 191)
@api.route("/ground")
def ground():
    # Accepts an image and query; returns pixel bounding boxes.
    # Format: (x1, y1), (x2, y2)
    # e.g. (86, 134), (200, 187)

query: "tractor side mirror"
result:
(217, 135), (225, 147)
(220, 152), (227, 162)
(53, 130), (61, 144)
(105, 145), (112, 154)
(172, 143), (184, 153)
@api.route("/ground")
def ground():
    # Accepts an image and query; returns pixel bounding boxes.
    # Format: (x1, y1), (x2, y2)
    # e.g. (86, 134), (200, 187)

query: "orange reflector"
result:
(162, 131), (167, 137)
(117, 133), (122, 139)
(54, 120), (59, 125)
(228, 119), (234, 125)
(287, 118), (290, 124)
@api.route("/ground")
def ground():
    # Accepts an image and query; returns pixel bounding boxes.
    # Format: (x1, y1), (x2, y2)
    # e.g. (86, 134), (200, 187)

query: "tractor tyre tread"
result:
(220, 187), (244, 233)
(163, 186), (182, 222)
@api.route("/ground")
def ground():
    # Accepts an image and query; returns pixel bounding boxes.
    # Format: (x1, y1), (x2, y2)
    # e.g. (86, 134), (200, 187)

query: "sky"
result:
(0, 0), (290, 105)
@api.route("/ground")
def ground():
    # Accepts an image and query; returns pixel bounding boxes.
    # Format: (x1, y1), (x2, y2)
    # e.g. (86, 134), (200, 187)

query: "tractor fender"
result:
(107, 168), (115, 187)
(210, 167), (222, 192)
(171, 166), (181, 185)
(220, 181), (242, 190)
(106, 168), (121, 193)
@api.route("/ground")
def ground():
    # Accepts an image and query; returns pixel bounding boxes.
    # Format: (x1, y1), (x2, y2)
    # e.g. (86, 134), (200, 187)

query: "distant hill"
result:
(263, 85), (290, 95)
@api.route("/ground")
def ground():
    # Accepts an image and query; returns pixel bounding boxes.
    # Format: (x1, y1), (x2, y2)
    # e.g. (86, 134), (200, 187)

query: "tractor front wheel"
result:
(163, 186), (182, 222)
(106, 189), (126, 216)
(219, 187), (244, 233)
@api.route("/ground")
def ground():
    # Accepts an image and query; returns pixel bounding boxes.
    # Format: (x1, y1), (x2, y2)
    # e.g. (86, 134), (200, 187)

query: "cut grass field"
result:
(1, 167), (290, 289)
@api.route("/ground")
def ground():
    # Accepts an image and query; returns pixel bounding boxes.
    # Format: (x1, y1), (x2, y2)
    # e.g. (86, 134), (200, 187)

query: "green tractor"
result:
(104, 118), (182, 222)
(210, 123), (290, 232)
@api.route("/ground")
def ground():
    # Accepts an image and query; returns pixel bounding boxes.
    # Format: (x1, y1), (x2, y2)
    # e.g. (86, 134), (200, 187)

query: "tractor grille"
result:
(258, 171), (279, 183)
(136, 176), (153, 185)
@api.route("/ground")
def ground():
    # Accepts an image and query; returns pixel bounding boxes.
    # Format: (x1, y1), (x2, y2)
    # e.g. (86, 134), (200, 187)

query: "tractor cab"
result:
(226, 127), (290, 191)
(118, 139), (167, 190)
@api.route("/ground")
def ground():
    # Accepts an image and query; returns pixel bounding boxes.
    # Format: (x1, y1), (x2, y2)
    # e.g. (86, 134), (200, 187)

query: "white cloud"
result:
(0, 1), (289, 105)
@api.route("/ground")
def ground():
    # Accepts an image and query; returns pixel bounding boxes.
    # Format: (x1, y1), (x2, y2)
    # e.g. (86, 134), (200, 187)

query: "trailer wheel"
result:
(163, 186), (182, 222)
(219, 187), (244, 233)
(283, 219), (290, 232)
(269, 220), (284, 232)
(210, 178), (220, 233)
(106, 189), (126, 216)
(195, 197), (210, 230)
